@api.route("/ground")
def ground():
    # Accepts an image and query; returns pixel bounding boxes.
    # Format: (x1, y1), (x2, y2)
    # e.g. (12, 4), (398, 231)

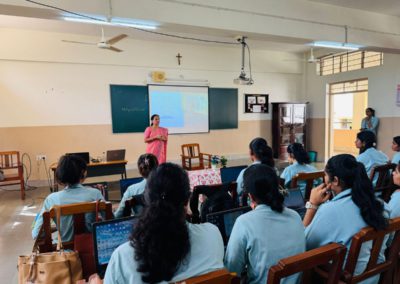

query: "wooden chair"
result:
(38, 201), (113, 253)
(369, 163), (398, 202)
(123, 194), (145, 217)
(267, 243), (347, 284)
(0, 151), (25, 200)
(290, 171), (325, 200)
(174, 268), (240, 284)
(190, 183), (238, 223)
(339, 217), (400, 284)
(181, 143), (212, 171)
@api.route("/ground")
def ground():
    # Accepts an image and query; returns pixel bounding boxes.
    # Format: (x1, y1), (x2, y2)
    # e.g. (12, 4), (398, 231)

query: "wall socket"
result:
(36, 154), (47, 161)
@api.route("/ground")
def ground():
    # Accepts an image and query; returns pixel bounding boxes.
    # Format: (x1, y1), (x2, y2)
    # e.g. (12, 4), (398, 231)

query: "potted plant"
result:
(211, 155), (219, 170)
(220, 156), (228, 168)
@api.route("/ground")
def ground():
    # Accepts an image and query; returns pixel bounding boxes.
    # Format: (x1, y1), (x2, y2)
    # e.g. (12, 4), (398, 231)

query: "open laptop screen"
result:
(206, 206), (251, 245)
(93, 216), (137, 275)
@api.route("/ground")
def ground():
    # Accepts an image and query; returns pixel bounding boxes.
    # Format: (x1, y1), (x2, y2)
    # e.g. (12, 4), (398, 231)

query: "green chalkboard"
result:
(110, 85), (238, 133)
(110, 85), (149, 133)
(209, 88), (238, 129)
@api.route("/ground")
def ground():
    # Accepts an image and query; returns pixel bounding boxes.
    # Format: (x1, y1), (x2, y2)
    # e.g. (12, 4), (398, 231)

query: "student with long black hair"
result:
(391, 136), (400, 165)
(104, 163), (224, 284)
(355, 131), (388, 185)
(225, 164), (305, 284)
(304, 154), (389, 284)
(236, 137), (275, 196)
(280, 143), (318, 194)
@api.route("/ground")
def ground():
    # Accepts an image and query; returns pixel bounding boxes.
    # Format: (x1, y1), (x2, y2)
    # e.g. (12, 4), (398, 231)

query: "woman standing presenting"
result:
(144, 114), (168, 164)
(360, 107), (379, 135)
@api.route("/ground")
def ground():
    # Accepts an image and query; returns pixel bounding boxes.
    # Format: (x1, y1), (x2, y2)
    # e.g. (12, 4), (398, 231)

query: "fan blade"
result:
(108, 46), (123, 52)
(62, 40), (96, 46)
(106, 34), (127, 45)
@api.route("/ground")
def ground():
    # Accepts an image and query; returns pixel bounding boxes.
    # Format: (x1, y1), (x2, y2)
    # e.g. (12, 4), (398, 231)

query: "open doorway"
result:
(328, 79), (368, 157)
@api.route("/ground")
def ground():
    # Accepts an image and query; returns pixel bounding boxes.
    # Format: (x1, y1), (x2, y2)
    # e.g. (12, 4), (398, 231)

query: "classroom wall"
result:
(305, 53), (400, 160)
(0, 27), (304, 182)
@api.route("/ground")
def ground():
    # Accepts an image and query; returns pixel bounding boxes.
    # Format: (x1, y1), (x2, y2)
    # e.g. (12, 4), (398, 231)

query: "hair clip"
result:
(144, 157), (150, 166)
(160, 192), (166, 200)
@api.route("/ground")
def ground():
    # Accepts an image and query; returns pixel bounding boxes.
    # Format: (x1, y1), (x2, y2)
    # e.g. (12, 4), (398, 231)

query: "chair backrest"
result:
(119, 177), (144, 197)
(123, 194), (146, 217)
(181, 143), (201, 158)
(174, 268), (240, 284)
(39, 201), (113, 252)
(341, 217), (400, 284)
(190, 183), (237, 223)
(290, 171), (325, 200)
(0, 151), (21, 168)
(267, 243), (347, 284)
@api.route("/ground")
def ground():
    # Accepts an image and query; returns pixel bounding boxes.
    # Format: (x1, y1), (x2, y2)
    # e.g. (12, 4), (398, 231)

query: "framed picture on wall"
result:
(245, 94), (269, 113)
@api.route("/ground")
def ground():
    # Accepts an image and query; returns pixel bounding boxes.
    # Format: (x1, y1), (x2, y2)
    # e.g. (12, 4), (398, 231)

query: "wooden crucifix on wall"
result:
(176, 53), (182, 65)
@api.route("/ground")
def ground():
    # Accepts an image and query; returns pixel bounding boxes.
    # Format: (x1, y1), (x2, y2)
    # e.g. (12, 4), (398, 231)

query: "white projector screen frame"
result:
(148, 85), (209, 134)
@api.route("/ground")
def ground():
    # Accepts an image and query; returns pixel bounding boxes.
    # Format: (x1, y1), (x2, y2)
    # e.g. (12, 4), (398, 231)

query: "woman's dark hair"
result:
(287, 143), (310, 164)
(55, 155), (87, 186)
(325, 154), (388, 230)
(366, 107), (375, 116)
(243, 164), (284, 213)
(150, 114), (159, 126)
(131, 163), (191, 283)
(357, 131), (376, 154)
(249, 137), (275, 167)
(138, 153), (159, 178)
(393, 136), (400, 149)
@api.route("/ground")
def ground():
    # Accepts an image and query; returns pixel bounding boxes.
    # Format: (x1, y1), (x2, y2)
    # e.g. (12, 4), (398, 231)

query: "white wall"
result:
(0, 27), (304, 127)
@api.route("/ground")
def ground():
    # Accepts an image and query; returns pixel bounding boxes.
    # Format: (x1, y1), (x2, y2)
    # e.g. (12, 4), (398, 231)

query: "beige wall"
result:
(0, 120), (272, 181)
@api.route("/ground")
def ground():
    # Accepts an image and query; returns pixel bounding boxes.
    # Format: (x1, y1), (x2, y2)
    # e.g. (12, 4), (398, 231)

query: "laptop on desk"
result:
(93, 216), (137, 278)
(106, 149), (126, 162)
(65, 152), (90, 164)
(206, 206), (251, 246)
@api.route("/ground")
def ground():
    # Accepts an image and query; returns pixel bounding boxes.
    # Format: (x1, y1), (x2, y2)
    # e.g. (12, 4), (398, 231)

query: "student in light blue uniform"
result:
(355, 131), (388, 185)
(225, 164), (305, 284)
(236, 137), (275, 197)
(391, 136), (400, 165)
(104, 163), (224, 284)
(32, 155), (104, 242)
(114, 154), (158, 218)
(360, 107), (379, 135)
(280, 143), (318, 195)
(389, 162), (400, 218)
(304, 154), (389, 284)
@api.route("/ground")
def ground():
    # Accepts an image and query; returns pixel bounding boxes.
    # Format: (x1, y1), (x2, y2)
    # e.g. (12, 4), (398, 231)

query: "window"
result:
(317, 51), (383, 76)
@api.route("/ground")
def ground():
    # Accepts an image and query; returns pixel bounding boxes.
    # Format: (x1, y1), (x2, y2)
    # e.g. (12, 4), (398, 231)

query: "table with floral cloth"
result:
(187, 168), (222, 189)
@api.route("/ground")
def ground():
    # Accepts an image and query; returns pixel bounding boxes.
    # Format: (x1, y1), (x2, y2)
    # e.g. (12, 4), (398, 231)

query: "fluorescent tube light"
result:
(63, 17), (157, 30)
(312, 41), (362, 50)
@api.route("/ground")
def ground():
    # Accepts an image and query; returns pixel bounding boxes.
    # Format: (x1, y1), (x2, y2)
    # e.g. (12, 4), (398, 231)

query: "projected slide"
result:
(148, 85), (209, 134)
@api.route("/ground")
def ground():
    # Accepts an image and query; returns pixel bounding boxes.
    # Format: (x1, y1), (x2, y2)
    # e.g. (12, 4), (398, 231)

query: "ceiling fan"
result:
(62, 28), (127, 52)
(284, 48), (322, 64)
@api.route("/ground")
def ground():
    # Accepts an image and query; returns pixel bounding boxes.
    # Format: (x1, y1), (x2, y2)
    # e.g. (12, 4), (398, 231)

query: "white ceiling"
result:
(308, 0), (400, 17)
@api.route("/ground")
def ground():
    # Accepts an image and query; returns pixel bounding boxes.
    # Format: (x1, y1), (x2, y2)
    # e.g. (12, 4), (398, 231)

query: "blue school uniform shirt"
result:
(389, 191), (400, 218)
(104, 222), (224, 284)
(361, 116), (379, 135)
(356, 148), (389, 185)
(224, 204), (305, 284)
(32, 184), (104, 242)
(236, 161), (261, 196)
(280, 162), (318, 194)
(305, 189), (390, 284)
(114, 179), (146, 218)
(392, 152), (400, 165)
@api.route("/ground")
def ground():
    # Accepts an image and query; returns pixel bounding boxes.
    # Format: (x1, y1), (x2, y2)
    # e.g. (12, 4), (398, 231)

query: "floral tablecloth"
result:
(188, 168), (222, 189)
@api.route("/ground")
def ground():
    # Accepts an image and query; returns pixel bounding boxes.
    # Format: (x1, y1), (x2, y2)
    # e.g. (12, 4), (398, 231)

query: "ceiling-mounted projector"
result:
(234, 36), (253, 85)
(234, 69), (253, 85)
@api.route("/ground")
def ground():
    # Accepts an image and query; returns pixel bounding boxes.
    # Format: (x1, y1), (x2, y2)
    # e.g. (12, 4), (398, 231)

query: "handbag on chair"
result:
(18, 207), (83, 284)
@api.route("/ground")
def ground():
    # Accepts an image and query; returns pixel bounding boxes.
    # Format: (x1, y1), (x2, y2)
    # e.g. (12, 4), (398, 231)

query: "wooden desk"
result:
(51, 160), (127, 191)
